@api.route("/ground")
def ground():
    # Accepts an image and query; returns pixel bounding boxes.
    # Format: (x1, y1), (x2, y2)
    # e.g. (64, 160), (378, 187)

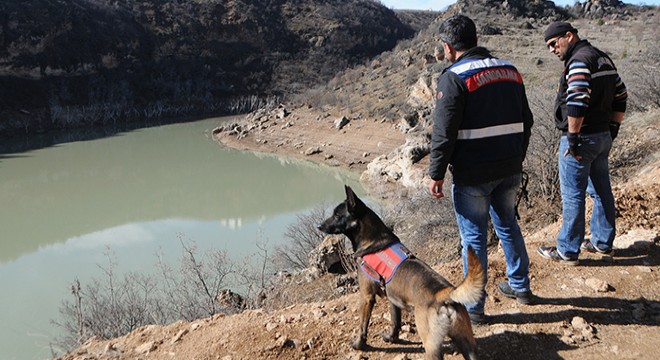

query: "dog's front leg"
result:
(382, 302), (401, 343)
(353, 295), (376, 350)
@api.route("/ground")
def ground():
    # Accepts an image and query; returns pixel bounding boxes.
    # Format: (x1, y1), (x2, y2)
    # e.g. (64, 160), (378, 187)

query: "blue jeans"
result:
(557, 132), (616, 258)
(452, 174), (530, 315)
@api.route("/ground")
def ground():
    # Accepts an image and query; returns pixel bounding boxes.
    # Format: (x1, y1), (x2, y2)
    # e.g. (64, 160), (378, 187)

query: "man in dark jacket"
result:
(428, 15), (535, 324)
(537, 22), (627, 265)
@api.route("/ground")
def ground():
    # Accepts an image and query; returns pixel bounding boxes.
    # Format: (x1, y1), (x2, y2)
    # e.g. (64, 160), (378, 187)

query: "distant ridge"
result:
(0, 0), (414, 136)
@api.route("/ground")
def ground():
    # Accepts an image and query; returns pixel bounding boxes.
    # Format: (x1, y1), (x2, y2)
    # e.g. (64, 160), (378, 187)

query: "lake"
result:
(0, 117), (363, 359)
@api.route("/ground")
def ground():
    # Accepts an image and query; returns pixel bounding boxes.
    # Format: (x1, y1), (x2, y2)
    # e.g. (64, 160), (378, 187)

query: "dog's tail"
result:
(447, 247), (484, 306)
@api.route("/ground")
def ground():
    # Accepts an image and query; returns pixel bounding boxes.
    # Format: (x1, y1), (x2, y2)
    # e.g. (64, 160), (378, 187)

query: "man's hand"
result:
(429, 179), (445, 199)
(564, 132), (582, 160)
(609, 122), (620, 140)
(611, 111), (625, 141)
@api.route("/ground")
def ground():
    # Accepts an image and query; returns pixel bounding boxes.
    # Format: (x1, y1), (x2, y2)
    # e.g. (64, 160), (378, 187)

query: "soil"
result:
(55, 14), (660, 360)
(55, 105), (660, 360)
(215, 108), (408, 173)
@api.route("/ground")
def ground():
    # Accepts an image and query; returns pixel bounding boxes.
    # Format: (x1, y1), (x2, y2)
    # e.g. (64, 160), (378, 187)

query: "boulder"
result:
(334, 116), (350, 130)
(362, 137), (430, 189)
(308, 235), (353, 274)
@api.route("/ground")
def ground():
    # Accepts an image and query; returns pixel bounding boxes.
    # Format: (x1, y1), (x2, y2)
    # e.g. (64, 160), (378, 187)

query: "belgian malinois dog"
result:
(318, 186), (483, 360)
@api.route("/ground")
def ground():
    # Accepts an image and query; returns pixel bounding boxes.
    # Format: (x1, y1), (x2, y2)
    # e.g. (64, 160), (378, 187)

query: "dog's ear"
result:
(344, 185), (364, 214)
(345, 185), (356, 209)
(344, 185), (353, 200)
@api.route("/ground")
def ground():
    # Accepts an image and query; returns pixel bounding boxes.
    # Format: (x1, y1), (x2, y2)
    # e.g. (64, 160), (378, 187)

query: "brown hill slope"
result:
(213, 13), (659, 189)
(0, 0), (415, 136)
(55, 130), (659, 359)
(56, 8), (659, 360)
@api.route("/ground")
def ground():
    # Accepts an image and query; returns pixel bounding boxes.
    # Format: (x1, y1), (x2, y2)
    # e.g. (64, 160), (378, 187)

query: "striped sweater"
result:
(554, 40), (627, 133)
(429, 47), (534, 185)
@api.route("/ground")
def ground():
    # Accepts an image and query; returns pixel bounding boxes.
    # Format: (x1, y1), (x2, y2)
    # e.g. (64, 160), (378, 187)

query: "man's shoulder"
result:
(449, 57), (516, 76)
(569, 42), (617, 71)
(438, 70), (464, 95)
(569, 41), (601, 62)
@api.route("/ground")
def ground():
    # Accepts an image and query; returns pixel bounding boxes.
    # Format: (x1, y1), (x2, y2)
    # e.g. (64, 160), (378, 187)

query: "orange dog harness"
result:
(359, 243), (412, 286)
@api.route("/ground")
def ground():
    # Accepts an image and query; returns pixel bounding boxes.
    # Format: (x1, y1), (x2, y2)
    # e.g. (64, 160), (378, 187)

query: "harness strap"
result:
(359, 243), (412, 286)
(360, 260), (386, 287)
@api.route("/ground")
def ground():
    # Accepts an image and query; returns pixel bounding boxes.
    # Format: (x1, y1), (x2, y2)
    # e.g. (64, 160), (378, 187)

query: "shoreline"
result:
(213, 108), (408, 175)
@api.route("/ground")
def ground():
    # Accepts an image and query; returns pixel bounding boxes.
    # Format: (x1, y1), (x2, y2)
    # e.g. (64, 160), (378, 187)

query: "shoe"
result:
(497, 281), (535, 305)
(468, 312), (488, 326)
(581, 240), (613, 255)
(537, 246), (579, 266)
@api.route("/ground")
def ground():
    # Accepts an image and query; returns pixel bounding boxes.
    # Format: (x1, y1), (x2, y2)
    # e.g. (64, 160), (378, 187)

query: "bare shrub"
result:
(233, 236), (276, 310)
(53, 238), (241, 352)
(273, 204), (329, 271)
(373, 186), (461, 264)
(52, 249), (161, 352)
(622, 59), (660, 112)
(294, 85), (328, 109)
(156, 236), (235, 321)
(525, 86), (561, 202)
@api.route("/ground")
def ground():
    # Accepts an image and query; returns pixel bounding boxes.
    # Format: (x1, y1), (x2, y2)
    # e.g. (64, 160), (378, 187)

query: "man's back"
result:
(430, 47), (533, 185)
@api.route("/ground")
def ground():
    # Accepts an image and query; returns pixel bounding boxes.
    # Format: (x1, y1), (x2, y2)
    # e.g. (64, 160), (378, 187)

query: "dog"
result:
(318, 185), (484, 360)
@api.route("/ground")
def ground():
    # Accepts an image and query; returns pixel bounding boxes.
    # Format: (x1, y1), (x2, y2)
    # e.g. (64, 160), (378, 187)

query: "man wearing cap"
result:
(537, 22), (628, 265)
(428, 14), (535, 324)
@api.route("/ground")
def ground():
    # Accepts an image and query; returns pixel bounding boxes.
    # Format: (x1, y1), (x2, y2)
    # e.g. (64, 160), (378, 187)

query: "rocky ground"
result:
(55, 11), (659, 360)
(56, 106), (659, 360)
(55, 210), (659, 359)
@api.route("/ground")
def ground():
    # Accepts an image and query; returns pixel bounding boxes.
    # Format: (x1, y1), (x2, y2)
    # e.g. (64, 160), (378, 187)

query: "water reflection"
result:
(0, 117), (363, 359)
(0, 118), (361, 262)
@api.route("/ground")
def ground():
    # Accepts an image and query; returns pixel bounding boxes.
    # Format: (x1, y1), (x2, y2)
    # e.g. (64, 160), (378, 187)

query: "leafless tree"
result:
(274, 204), (329, 270)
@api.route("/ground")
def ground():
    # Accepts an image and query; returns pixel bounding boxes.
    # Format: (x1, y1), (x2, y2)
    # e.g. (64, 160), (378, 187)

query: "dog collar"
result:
(359, 243), (412, 286)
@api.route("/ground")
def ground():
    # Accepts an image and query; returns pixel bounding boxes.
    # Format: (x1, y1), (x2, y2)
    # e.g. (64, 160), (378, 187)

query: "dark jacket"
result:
(429, 47), (533, 185)
(554, 40), (627, 133)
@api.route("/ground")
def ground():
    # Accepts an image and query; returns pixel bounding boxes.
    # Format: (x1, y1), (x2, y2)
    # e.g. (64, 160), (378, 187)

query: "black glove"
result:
(609, 122), (620, 140)
(567, 132), (580, 157)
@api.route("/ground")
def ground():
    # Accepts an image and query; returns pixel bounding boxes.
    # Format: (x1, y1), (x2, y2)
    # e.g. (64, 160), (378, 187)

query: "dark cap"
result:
(544, 21), (578, 42)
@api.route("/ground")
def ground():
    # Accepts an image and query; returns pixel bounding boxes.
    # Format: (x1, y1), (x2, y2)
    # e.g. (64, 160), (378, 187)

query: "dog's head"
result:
(318, 185), (367, 240)
(319, 185), (397, 256)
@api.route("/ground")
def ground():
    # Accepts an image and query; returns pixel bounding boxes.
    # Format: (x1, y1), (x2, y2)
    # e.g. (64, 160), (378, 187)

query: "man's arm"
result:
(428, 72), (465, 180)
(610, 74), (627, 140)
(564, 60), (591, 159)
(520, 85), (534, 161)
(565, 61), (591, 120)
(612, 74), (627, 117)
(567, 116), (584, 133)
(428, 72), (465, 197)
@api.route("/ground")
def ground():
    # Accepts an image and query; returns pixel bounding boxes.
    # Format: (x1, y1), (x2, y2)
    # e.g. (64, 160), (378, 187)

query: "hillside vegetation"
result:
(0, 0), (417, 136)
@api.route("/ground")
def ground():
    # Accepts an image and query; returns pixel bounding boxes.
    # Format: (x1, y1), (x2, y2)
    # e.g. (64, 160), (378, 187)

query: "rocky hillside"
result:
(215, 3), (658, 197)
(0, 0), (416, 136)
(56, 111), (660, 358)
(568, 0), (652, 19)
(449, 0), (569, 19)
(32, 2), (659, 359)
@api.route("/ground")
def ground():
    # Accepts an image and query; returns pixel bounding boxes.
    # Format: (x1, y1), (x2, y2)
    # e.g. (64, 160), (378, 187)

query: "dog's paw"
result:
(351, 337), (366, 350)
